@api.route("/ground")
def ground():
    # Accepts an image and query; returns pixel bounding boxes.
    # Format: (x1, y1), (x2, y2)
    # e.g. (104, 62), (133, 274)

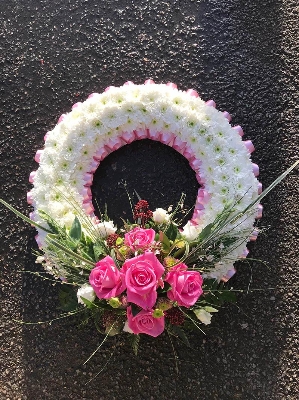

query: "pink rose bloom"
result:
(124, 227), (155, 251)
(165, 263), (203, 307)
(89, 256), (126, 299)
(121, 252), (164, 309)
(126, 306), (164, 337)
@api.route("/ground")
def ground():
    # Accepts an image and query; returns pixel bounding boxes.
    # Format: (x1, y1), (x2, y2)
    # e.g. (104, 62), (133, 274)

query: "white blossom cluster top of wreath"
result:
(27, 80), (261, 280)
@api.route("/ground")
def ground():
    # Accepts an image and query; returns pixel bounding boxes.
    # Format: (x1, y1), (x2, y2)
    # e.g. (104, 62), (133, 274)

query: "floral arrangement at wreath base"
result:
(1, 80), (298, 352)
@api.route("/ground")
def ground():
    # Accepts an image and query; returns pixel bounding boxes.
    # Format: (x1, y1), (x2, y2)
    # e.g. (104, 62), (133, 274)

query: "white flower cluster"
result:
(29, 82), (259, 279)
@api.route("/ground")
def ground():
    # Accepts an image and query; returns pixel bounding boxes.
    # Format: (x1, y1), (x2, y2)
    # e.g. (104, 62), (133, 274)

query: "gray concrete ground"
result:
(0, 0), (298, 399)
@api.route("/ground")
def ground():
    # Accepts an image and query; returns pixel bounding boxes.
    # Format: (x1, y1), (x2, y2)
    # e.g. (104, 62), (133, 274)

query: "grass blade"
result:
(0, 199), (53, 233)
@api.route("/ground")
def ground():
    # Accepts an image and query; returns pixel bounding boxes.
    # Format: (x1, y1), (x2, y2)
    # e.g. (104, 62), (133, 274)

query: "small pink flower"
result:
(121, 252), (164, 309)
(165, 264), (203, 307)
(126, 306), (165, 337)
(89, 256), (126, 299)
(124, 227), (155, 251)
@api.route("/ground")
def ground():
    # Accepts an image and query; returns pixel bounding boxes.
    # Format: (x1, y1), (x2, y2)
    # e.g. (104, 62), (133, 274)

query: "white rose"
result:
(181, 221), (201, 241)
(152, 208), (170, 224)
(95, 220), (117, 238)
(77, 284), (96, 305)
(194, 309), (212, 325)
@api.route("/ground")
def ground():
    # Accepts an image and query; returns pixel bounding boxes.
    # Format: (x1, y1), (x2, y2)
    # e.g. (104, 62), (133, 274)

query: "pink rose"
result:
(165, 263), (203, 307)
(121, 252), (164, 309)
(89, 256), (126, 299)
(126, 306), (164, 337)
(124, 227), (155, 251)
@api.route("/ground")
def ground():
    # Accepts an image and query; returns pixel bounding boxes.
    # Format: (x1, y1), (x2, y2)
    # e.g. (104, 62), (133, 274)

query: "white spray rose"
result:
(194, 309), (212, 325)
(152, 208), (170, 224)
(77, 284), (96, 306)
(123, 320), (133, 334)
(95, 220), (117, 238)
(181, 221), (201, 241)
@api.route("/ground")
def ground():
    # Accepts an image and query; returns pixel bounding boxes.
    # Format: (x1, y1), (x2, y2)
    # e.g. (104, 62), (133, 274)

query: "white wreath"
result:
(27, 80), (261, 280)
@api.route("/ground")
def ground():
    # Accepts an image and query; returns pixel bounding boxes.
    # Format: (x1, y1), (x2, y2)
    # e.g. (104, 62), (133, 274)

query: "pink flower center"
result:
(187, 281), (195, 292)
(131, 263), (154, 286)
(94, 271), (104, 287)
(133, 233), (147, 245)
(138, 316), (154, 330)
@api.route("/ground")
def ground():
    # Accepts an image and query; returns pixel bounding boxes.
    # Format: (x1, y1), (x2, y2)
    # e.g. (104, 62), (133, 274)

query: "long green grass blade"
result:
(0, 199), (53, 233)
(46, 236), (95, 267)
(242, 159), (299, 215)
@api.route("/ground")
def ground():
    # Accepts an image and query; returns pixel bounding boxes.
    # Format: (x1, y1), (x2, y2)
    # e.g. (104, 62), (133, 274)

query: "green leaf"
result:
(38, 210), (61, 234)
(131, 334), (140, 356)
(159, 231), (171, 250)
(80, 296), (98, 309)
(165, 223), (178, 241)
(168, 325), (190, 347)
(219, 290), (237, 303)
(65, 238), (78, 251)
(58, 285), (78, 311)
(93, 242), (108, 260)
(69, 216), (82, 241)
(197, 223), (213, 241)
(79, 242), (96, 262)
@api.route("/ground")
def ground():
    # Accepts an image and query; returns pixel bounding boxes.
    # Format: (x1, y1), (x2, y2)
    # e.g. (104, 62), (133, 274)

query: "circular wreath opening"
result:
(91, 139), (199, 226)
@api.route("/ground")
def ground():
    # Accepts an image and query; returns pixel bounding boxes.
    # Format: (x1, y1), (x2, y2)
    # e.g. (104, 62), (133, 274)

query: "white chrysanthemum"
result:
(60, 211), (78, 229)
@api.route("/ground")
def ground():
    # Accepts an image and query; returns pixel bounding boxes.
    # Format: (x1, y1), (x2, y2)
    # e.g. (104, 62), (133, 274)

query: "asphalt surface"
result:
(0, 0), (298, 399)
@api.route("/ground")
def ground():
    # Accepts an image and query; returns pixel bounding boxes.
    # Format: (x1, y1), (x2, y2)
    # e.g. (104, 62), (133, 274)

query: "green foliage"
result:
(69, 216), (82, 241)
(167, 324), (190, 347)
(46, 235), (95, 268)
(159, 231), (171, 251)
(157, 282), (172, 294)
(80, 297), (98, 309)
(165, 222), (178, 241)
(198, 279), (237, 309)
(58, 285), (78, 311)
(38, 210), (62, 234)
(130, 334), (140, 356)
(93, 241), (108, 261)
(197, 222), (213, 242)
